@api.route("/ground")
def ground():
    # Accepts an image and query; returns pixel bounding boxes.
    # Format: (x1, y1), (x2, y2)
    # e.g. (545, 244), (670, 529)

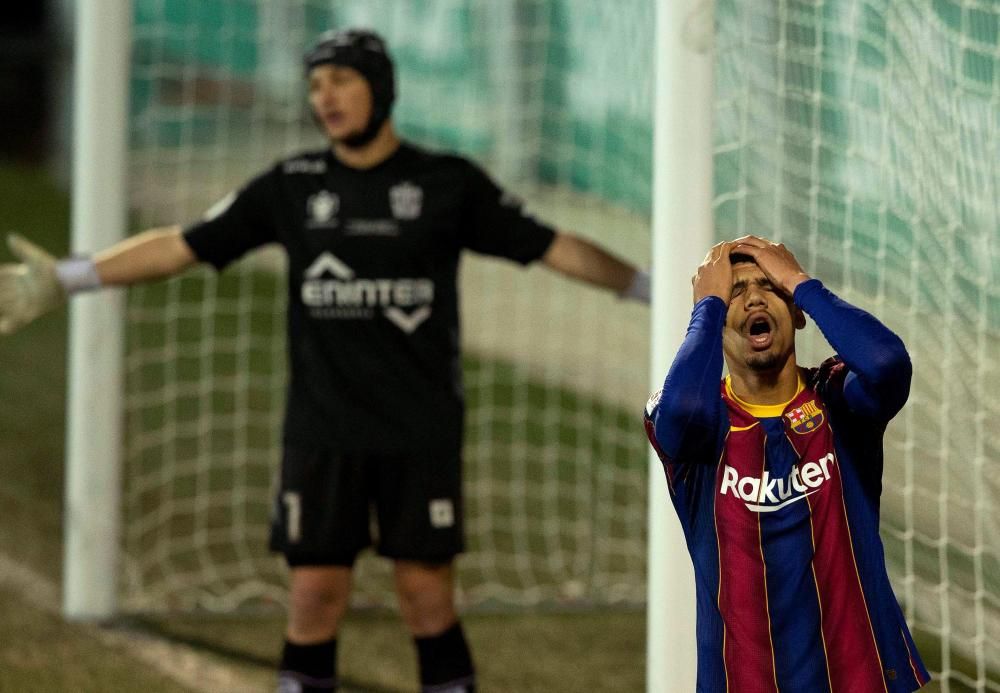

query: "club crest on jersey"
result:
(786, 399), (824, 434)
(307, 190), (339, 227)
(389, 181), (423, 220)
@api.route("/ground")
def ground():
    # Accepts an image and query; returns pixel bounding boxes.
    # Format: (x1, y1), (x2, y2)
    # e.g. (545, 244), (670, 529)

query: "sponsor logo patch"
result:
(283, 158), (327, 175)
(301, 252), (434, 332)
(719, 453), (834, 513)
(645, 389), (662, 417)
(786, 399), (824, 434)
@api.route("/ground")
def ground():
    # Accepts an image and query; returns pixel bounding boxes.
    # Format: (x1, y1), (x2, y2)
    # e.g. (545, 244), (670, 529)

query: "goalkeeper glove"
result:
(0, 234), (66, 335)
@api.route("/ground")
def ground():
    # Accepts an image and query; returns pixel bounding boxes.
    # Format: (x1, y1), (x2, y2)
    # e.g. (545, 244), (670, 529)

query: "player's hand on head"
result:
(730, 234), (768, 246)
(692, 240), (736, 304)
(730, 236), (811, 296)
(0, 234), (65, 335)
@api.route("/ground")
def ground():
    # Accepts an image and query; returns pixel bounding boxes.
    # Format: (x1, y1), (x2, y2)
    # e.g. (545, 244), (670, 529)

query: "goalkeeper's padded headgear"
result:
(304, 29), (396, 148)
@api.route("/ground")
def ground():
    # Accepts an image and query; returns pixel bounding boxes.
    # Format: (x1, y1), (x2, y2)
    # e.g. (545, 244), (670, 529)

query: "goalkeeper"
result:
(0, 29), (648, 693)
(644, 236), (928, 691)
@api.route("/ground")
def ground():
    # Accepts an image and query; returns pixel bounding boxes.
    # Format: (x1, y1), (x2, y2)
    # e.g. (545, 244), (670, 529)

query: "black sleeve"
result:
(182, 168), (280, 271)
(460, 162), (557, 264)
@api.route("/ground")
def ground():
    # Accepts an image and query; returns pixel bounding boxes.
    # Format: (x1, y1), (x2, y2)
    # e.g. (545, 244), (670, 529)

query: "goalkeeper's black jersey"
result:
(183, 142), (556, 452)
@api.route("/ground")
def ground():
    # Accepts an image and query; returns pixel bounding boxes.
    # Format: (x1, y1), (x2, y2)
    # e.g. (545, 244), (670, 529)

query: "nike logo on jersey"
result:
(302, 252), (434, 332)
(719, 453), (834, 513)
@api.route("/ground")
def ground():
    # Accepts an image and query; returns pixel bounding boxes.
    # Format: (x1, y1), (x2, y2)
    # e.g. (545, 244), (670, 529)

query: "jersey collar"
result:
(725, 374), (804, 418)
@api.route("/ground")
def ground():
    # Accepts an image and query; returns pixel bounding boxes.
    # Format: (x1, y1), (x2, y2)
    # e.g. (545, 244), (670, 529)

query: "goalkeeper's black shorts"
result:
(269, 444), (465, 567)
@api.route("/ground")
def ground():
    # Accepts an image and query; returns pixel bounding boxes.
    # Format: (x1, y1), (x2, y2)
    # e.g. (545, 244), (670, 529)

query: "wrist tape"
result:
(622, 269), (651, 303)
(55, 257), (102, 294)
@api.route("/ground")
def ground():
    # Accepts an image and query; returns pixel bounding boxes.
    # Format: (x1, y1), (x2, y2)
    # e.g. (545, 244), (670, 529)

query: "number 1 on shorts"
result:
(282, 491), (302, 543)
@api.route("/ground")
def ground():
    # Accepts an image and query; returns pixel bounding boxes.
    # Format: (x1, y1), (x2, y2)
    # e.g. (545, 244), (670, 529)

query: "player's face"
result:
(308, 64), (374, 141)
(722, 261), (804, 374)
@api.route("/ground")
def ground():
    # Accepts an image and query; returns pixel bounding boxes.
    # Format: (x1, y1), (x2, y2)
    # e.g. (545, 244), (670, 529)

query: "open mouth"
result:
(323, 112), (345, 127)
(746, 314), (773, 350)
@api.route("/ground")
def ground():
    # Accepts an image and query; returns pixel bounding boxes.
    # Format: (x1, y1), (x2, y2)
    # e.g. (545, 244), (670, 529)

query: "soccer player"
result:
(0, 29), (648, 693)
(643, 236), (929, 692)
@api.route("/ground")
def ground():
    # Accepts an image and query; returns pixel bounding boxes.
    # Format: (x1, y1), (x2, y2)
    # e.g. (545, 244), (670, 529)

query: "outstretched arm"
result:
(0, 225), (197, 335)
(541, 232), (649, 302)
(93, 225), (196, 285)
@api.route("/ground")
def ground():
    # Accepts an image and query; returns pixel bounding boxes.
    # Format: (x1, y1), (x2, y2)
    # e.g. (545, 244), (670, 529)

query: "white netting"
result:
(715, 1), (1000, 689)
(117, 2), (998, 688)
(121, 0), (652, 614)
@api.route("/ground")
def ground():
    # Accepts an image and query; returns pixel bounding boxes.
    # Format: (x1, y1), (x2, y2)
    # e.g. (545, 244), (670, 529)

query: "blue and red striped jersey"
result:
(645, 279), (929, 692)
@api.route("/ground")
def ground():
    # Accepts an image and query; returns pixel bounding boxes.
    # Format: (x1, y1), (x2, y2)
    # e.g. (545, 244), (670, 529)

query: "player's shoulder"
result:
(398, 141), (481, 175)
(275, 148), (331, 176)
(805, 357), (848, 396)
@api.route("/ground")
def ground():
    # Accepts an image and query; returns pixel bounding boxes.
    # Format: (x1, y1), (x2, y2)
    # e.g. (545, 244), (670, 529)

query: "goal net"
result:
(714, 1), (1000, 689)
(114, 1), (998, 688)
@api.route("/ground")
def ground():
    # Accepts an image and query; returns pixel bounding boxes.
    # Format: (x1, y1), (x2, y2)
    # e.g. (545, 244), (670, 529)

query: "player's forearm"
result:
(651, 296), (727, 460)
(0, 228), (194, 335)
(94, 225), (197, 286)
(541, 233), (641, 297)
(794, 279), (911, 410)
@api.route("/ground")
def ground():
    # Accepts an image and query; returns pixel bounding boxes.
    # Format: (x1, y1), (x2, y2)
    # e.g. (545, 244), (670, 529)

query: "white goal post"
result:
(647, 0), (714, 690)
(63, 0), (130, 621)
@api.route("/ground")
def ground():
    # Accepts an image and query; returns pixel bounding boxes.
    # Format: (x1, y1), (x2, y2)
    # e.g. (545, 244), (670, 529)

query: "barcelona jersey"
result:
(644, 280), (929, 692)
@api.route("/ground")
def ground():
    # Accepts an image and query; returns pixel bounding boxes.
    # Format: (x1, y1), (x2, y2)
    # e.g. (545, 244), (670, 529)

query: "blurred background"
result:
(1, 5), (52, 162)
(1, 1), (997, 692)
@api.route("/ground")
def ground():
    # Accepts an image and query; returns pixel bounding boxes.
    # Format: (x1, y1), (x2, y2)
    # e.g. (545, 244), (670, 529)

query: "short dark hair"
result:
(729, 251), (755, 265)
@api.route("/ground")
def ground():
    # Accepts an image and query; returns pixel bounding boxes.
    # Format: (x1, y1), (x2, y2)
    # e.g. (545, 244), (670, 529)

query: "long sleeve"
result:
(647, 296), (728, 464)
(794, 279), (911, 420)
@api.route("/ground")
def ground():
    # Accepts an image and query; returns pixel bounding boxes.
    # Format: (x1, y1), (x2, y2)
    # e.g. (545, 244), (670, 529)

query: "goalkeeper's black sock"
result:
(414, 622), (476, 692)
(277, 637), (337, 692)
